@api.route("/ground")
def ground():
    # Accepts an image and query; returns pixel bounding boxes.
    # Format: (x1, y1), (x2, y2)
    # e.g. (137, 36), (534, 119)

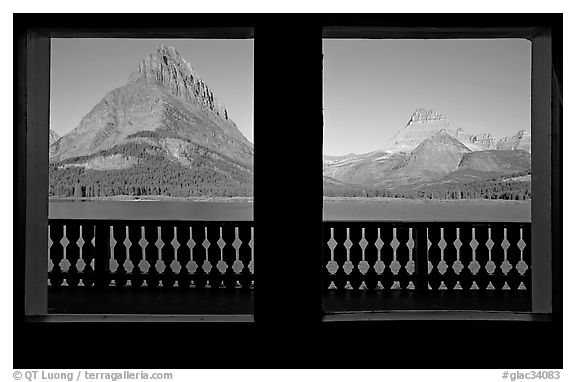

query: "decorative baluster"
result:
(363, 226), (378, 290)
(323, 224), (336, 290)
(406, 228), (415, 288)
(160, 224), (175, 287)
(221, 225), (237, 289)
(490, 225), (506, 290)
(176, 224), (191, 288)
(109, 226), (117, 278)
(506, 226), (522, 290)
(231, 227), (244, 288)
(191, 225), (208, 289)
(468, 228), (481, 289)
(169, 226), (182, 287)
(474, 226), (490, 290)
(215, 227), (228, 287)
(206, 225), (222, 288)
(458, 225), (474, 290)
(373, 227), (386, 288)
(427, 226), (442, 290)
(127, 224), (143, 287)
(144, 225), (160, 287)
(443, 226), (458, 290)
(48, 222), (65, 287)
(332, 224), (347, 290)
(500, 227), (512, 289)
(395, 226), (411, 290)
(379, 226), (394, 290)
(136, 226), (150, 286)
(356, 228), (369, 290)
(59, 225), (71, 285)
(438, 228), (450, 290)
(185, 227), (198, 283)
(64, 223), (81, 288)
(389, 227), (401, 289)
(451, 228), (464, 289)
(153, 226), (167, 285)
(237, 224), (252, 289)
(81, 224), (95, 287)
(348, 225), (363, 290)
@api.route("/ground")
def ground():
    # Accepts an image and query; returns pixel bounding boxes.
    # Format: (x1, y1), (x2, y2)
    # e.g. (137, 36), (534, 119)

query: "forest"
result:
(323, 173), (531, 200)
(49, 140), (253, 198)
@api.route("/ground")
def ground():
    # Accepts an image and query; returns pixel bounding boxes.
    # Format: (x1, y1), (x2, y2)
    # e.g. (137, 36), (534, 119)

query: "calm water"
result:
(50, 199), (530, 222)
(323, 198), (530, 222)
(49, 200), (254, 220)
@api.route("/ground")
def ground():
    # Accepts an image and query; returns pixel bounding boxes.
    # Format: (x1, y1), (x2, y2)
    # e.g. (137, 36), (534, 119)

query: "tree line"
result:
(324, 178), (531, 200)
(50, 141), (253, 198)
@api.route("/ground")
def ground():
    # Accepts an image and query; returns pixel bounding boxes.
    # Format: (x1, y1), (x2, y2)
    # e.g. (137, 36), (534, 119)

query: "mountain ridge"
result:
(49, 45), (253, 198)
(323, 108), (531, 194)
(50, 45), (252, 163)
(372, 108), (531, 154)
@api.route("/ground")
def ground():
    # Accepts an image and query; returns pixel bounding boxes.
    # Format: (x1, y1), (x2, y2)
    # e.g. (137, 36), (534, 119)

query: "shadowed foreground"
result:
(48, 288), (529, 315)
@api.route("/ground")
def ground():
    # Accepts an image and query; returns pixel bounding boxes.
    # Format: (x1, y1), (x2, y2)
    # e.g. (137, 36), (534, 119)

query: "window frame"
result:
(321, 25), (559, 319)
(18, 26), (257, 321)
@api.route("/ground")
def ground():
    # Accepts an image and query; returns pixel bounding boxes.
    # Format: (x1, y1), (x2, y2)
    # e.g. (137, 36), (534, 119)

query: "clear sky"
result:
(323, 39), (531, 156)
(50, 38), (254, 142)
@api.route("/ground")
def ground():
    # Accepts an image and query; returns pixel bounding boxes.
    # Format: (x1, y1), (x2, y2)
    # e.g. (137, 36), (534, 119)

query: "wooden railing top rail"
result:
(49, 219), (254, 226)
(322, 221), (530, 227)
(49, 219), (528, 226)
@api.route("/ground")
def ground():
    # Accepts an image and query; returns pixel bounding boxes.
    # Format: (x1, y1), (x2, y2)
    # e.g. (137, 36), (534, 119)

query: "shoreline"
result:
(323, 196), (531, 205)
(49, 196), (530, 205)
(49, 196), (254, 203)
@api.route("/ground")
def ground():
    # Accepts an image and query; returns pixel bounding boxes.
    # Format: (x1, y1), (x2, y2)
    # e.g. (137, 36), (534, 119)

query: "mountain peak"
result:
(381, 108), (452, 152)
(151, 45), (188, 69)
(408, 108), (447, 124)
(420, 129), (471, 151)
(156, 44), (178, 55)
(128, 46), (230, 121)
(50, 45), (253, 164)
(393, 127), (472, 180)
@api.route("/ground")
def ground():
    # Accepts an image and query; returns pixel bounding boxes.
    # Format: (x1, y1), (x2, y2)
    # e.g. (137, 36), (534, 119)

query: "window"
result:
(322, 38), (534, 313)
(47, 38), (254, 315)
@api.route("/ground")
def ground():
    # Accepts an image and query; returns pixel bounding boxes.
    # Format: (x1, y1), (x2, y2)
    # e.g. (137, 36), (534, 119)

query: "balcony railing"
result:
(48, 219), (254, 289)
(322, 222), (531, 292)
(48, 220), (530, 294)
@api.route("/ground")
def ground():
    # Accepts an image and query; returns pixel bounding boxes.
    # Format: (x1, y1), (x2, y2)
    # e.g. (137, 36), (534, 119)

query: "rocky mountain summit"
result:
(49, 46), (253, 198)
(382, 108), (453, 152)
(379, 108), (530, 154)
(51, 45), (252, 164)
(324, 108), (531, 193)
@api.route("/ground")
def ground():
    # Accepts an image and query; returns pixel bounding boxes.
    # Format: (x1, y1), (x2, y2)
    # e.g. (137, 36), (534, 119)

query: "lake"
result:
(323, 198), (530, 222)
(49, 200), (254, 221)
(49, 198), (530, 222)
